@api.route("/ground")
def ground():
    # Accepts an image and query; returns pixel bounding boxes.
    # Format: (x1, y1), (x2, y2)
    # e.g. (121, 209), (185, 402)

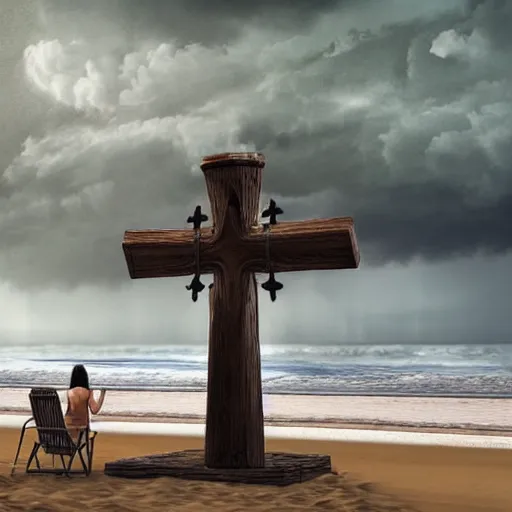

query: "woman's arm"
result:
(88, 389), (106, 415)
(65, 390), (71, 415)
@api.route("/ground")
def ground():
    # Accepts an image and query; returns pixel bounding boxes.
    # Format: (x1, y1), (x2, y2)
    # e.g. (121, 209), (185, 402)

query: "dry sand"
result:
(1, 427), (511, 512)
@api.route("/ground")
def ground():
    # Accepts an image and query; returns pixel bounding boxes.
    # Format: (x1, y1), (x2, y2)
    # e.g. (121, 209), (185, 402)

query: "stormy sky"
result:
(0, 0), (511, 346)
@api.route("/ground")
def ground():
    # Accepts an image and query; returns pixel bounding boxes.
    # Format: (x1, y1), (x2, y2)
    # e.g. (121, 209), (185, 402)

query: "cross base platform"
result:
(104, 449), (332, 486)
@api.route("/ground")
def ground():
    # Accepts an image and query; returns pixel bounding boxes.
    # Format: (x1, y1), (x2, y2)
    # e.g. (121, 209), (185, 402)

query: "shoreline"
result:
(3, 385), (512, 399)
(3, 409), (512, 437)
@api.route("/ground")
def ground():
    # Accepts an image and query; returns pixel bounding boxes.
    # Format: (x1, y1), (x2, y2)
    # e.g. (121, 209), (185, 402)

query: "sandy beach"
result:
(0, 424), (510, 511)
(1, 389), (511, 511)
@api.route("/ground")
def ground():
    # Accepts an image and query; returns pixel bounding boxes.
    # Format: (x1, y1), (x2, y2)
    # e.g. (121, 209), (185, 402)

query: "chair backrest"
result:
(29, 388), (75, 455)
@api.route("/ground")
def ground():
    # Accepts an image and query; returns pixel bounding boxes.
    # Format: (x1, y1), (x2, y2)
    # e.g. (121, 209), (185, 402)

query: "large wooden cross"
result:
(122, 153), (359, 469)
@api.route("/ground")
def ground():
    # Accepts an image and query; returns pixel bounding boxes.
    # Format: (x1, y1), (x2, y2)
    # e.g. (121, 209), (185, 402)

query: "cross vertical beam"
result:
(201, 153), (265, 468)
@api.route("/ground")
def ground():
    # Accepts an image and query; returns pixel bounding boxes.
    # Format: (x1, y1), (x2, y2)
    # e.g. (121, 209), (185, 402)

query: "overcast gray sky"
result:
(0, 0), (511, 346)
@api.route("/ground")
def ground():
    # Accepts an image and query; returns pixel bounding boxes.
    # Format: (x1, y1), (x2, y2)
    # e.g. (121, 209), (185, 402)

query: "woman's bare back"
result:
(65, 387), (90, 429)
(65, 387), (105, 438)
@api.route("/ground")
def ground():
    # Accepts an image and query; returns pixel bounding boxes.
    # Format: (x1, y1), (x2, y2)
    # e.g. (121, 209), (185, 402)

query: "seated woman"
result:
(64, 364), (106, 440)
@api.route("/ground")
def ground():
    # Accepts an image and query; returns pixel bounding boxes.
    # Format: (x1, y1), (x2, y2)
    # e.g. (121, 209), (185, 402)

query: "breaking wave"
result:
(0, 343), (510, 396)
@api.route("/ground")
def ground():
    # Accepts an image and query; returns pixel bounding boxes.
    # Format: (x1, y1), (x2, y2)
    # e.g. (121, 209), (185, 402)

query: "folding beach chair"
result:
(11, 388), (97, 476)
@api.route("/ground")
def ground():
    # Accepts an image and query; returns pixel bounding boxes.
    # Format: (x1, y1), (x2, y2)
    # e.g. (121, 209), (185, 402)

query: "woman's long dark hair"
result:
(69, 364), (90, 389)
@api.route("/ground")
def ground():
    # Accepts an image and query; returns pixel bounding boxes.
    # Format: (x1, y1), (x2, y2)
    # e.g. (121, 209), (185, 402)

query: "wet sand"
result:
(1, 426), (511, 511)
(1, 388), (511, 431)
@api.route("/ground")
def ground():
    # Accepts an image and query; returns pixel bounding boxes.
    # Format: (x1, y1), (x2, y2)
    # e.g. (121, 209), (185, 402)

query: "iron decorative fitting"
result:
(261, 199), (284, 301)
(261, 198), (283, 225)
(261, 271), (283, 302)
(186, 274), (205, 302)
(186, 205), (208, 302)
(187, 205), (208, 230)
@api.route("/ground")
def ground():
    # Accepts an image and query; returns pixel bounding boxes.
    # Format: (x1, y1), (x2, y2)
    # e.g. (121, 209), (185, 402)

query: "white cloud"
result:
(0, 81), (257, 289)
(24, 34), (320, 116)
(24, 39), (119, 114)
(430, 28), (490, 61)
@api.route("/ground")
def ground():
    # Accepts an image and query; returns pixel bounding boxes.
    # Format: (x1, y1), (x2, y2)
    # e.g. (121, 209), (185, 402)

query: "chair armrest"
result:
(22, 417), (35, 429)
(76, 427), (98, 446)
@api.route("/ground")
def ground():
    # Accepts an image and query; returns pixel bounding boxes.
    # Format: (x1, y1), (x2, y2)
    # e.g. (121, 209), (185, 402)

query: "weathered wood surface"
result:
(123, 217), (359, 279)
(120, 152), (360, 472)
(205, 269), (264, 468)
(104, 450), (332, 486)
(200, 152), (266, 171)
(202, 157), (265, 468)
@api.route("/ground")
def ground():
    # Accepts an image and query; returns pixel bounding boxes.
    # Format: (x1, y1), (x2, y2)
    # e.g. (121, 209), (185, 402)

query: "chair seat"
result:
(11, 388), (98, 477)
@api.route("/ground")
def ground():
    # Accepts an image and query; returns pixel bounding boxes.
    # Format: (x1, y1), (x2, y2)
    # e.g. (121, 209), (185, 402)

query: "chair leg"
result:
(49, 454), (64, 476)
(25, 443), (40, 473)
(87, 436), (96, 475)
(11, 425), (27, 476)
(77, 449), (88, 475)
(65, 453), (76, 477)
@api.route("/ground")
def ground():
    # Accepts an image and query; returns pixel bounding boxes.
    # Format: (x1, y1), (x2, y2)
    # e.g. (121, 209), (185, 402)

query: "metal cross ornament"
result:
(261, 199), (283, 225)
(261, 198), (284, 301)
(187, 205), (208, 230)
(261, 271), (283, 302)
(185, 205), (208, 301)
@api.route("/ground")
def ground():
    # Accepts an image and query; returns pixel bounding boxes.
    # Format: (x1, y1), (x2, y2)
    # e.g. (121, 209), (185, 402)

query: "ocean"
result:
(0, 343), (510, 397)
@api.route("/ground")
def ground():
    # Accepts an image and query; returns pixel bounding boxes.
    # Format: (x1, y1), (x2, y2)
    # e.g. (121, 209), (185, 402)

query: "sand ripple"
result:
(0, 473), (417, 512)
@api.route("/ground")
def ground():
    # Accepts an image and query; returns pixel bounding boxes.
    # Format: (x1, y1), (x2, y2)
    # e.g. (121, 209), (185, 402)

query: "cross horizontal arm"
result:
(243, 217), (359, 273)
(123, 228), (216, 279)
(123, 218), (359, 279)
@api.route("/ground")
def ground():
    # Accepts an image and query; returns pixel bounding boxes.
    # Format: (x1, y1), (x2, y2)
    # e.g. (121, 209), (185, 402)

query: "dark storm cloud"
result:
(39, 0), (348, 45)
(356, 186), (512, 264)
(237, 0), (512, 264)
(464, 0), (512, 48)
(1, 0), (512, 290)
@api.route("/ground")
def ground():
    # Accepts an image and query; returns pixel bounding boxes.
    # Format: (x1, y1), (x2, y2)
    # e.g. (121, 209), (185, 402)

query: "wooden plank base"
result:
(104, 450), (332, 486)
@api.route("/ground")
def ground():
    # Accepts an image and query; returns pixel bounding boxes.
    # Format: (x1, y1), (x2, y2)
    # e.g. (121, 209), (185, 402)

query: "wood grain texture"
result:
(120, 152), (360, 472)
(104, 450), (332, 486)
(123, 217), (359, 279)
(200, 152), (266, 171)
(202, 158), (265, 469)
(205, 269), (264, 468)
